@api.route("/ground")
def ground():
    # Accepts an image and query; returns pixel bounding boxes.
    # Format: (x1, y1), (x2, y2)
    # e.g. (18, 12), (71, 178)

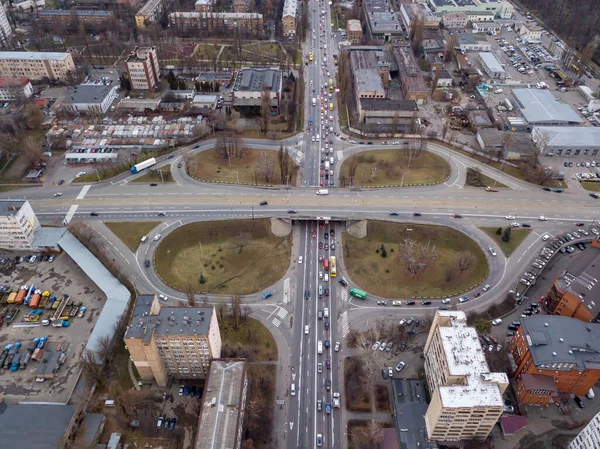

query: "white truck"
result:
(312, 97), (316, 106)
(316, 189), (329, 195)
(333, 392), (341, 408)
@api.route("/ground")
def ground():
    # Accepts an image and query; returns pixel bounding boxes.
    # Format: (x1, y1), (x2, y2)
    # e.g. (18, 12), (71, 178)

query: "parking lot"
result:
(0, 252), (106, 404)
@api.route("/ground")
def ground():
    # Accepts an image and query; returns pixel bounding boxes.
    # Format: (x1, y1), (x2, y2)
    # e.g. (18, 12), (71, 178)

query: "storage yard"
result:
(0, 252), (106, 404)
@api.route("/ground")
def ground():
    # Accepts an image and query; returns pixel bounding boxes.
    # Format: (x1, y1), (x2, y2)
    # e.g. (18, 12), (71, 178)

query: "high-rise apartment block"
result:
(125, 47), (160, 92)
(569, 410), (600, 449)
(0, 51), (75, 81)
(0, 4), (13, 45)
(0, 200), (41, 250)
(509, 315), (600, 406)
(124, 294), (222, 387)
(424, 311), (508, 443)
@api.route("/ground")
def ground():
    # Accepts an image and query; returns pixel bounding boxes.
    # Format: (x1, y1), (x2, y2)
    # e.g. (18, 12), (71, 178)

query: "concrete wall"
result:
(270, 218), (292, 237)
(346, 220), (367, 238)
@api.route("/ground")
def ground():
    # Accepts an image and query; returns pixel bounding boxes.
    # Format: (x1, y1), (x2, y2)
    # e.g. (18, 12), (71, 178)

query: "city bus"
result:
(324, 257), (329, 271)
(349, 288), (367, 300)
(330, 256), (337, 277)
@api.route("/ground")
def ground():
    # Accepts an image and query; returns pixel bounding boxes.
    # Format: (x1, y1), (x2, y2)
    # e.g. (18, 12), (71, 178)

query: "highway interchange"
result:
(3, 6), (600, 449)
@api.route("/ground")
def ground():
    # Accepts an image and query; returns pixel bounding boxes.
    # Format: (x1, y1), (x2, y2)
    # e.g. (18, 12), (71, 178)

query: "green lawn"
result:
(481, 227), (531, 257)
(221, 317), (278, 362)
(154, 219), (291, 294)
(580, 181), (600, 192)
(339, 149), (450, 187)
(188, 147), (297, 185)
(74, 152), (169, 183)
(132, 165), (173, 183)
(104, 222), (161, 252)
(342, 221), (488, 298)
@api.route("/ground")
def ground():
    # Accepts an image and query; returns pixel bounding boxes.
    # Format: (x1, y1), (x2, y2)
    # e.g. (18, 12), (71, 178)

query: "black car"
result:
(413, 212), (422, 217)
(324, 320), (329, 329)
(339, 278), (348, 287)
(400, 343), (406, 351)
(150, 183), (158, 186)
(166, 154), (174, 159)
(453, 214), (462, 218)
(543, 187), (552, 191)
(324, 233), (329, 239)
(288, 210), (297, 214)
(406, 300), (415, 305)
(305, 290), (310, 299)
(90, 212), (99, 216)
(508, 324), (518, 331)
(259, 201), (268, 206)
(576, 222), (585, 226)
(389, 212), (399, 216)
(324, 340), (330, 348)
(522, 223), (531, 228)
(574, 396), (585, 409)
(422, 300), (431, 305)
(145, 260), (151, 267)
(169, 418), (177, 430)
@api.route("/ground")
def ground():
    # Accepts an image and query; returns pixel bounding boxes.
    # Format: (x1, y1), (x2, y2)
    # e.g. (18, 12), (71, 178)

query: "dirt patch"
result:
(374, 384), (390, 413)
(245, 365), (277, 449)
(344, 357), (372, 412)
(220, 317), (278, 362)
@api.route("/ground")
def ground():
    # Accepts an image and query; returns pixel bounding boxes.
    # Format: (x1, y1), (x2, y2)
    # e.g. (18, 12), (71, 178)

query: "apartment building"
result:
(194, 0), (212, 12)
(0, 77), (33, 102)
(124, 294), (222, 387)
(424, 311), (508, 443)
(0, 51), (75, 81)
(0, 200), (41, 250)
(282, 0), (297, 37)
(125, 46), (160, 92)
(0, 3), (13, 46)
(346, 20), (362, 43)
(38, 9), (115, 27)
(509, 315), (600, 406)
(543, 238), (600, 321)
(169, 12), (263, 35)
(135, 0), (172, 28)
(569, 410), (600, 449)
(194, 359), (248, 449)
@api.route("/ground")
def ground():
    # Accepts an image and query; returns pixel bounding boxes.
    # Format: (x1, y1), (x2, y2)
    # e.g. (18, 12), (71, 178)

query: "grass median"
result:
(580, 181), (600, 192)
(481, 227), (531, 257)
(105, 221), (161, 252)
(342, 221), (487, 298)
(132, 165), (173, 183)
(339, 149), (450, 187)
(154, 219), (291, 294)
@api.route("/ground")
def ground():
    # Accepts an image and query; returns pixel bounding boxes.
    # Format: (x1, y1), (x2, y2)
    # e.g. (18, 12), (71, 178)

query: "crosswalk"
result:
(340, 311), (350, 338)
(272, 307), (288, 328)
(336, 150), (344, 161)
(283, 277), (290, 304)
(341, 289), (349, 303)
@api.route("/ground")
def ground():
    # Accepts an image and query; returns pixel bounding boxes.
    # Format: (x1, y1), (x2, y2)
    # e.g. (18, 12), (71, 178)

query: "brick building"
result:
(509, 315), (600, 406)
(125, 46), (160, 92)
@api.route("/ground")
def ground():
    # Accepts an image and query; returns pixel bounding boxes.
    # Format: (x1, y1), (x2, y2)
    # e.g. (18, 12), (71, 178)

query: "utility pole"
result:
(95, 169), (101, 182)
(199, 241), (204, 259)
(159, 170), (164, 183)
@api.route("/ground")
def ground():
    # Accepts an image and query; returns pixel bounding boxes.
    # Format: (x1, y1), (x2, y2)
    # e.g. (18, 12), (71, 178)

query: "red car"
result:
(575, 223), (585, 226)
(312, 231), (317, 238)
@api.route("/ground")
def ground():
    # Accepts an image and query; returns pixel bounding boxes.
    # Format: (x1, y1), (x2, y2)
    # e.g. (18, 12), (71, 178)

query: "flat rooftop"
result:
(478, 52), (505, 74)
(365, 0), (403, 34)
(520, 315), (600, 370)
(458, 33), (489, 45)
(391, 379), (439, 449)
(39, 9), (111, 16)
(0, 51), (71, 61)
(361, 98), (418, 111)
(0, 199), (26, 216)
(283, 0), (297, 18)
(534, 126), (600, 148)
(138, 0), (162, 16)
(233, 67), (281, 92)
(65, 84), (116, 105)
(512, 88), (582, 124)
(125, 294), (213, 343)
(347, 19), (362, 32)
(435, 311), (507, 408)
(125, 47), (156, 64)
(195, 360), (246, 449)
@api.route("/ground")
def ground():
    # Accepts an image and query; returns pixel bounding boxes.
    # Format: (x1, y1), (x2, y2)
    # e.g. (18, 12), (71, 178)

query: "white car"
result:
(489, 247), (497, 256)
(334, 341), (340, 352)
(592, 228), (600, 236)
(76, 171), (86, 178)
(395, 361), (406, 372)
(539, 216), (547, 221)
(542, 234), (550, 241)
(511, 222), (520, 227)
(53, 192), (63, 197)
(505, 215), (515, 220)
(442, 298), (452, 304)
(399, 319), (406, 325)
(372, 341), (380, 351)
(159, 294), (168, 301)
(492, 318), (502, 326)
(298, 256), (303, 264)
(324, 308), (329, 318)
(319, 271), (323, 279)
(153, 234), (161, 241)
(392, 300), (402, 306)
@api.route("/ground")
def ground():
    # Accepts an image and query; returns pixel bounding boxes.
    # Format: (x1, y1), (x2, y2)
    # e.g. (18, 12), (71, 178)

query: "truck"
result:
(130, 157), (157, 174)
(308, 116), (313, 125)
(15, 289), (26, 305)
(5, 307), (18, 323)
(52, 320), (70, 328)
(6, 292), (16, 304)
(20, 352), (30, 369)
(316, 189), (329, 195)
(324, 161), (330, 171)
(312, 97), (316, 107)
(78, 306), (87, 318)
(37, 336), (47, 349)
(0, 345), (10, 367)
(333, 392), (341, 408)
(11, 353), (21, 371)
(29, 294), (40, 308)
(504, 99), (513, 111)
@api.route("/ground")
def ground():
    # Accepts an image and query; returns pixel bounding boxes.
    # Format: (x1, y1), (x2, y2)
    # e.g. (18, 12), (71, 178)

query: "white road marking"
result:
(76, 185), (91, 200)
(63, 205), (79, 224)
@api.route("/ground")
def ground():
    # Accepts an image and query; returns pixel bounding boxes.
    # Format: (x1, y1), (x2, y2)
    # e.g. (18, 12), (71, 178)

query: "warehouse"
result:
(512, 89), (583, 127)
(531, 127), (600, 157)
(477, 52), (506, 79)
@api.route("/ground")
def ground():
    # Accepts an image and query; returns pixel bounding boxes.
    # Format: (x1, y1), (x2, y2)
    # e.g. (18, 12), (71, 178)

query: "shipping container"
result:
(29, 294), (40, 308)
(15, 289), (26, 304)
(6, 292), (17, 304)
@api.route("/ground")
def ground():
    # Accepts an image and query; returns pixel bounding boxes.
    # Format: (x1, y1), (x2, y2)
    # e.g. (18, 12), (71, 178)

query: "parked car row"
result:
(178, 385), (202, 398)
(156, 416), (177, 430)
(0, 254), (55, 264)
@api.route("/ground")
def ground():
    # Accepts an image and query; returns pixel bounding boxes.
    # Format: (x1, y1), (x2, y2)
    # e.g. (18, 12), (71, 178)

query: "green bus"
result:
(349, 288), (367, 300)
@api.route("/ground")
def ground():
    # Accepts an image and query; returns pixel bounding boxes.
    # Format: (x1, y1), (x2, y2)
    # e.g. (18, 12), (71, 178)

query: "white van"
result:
(291, 384), (296, 396)
(318, 341), (323, 354)
(140, 236), (148, 243)
(330, 157), (334, 165)
(316, 189), (329, 195)
(324, 273), (329, 282)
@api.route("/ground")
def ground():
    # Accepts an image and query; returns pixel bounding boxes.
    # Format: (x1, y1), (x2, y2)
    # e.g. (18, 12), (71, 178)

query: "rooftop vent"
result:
(559, 338), (564, 342)
(552, 352), (557, 356)
(544, 323), (549, 327)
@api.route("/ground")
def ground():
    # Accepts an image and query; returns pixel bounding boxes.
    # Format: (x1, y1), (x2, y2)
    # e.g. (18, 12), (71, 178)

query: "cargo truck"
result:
(29, 294), (40, 308)
(20, 352), (30, 369)
(130, 158), (157, 174)
(11, 353), (21, 371)
(15, 289), (26, 305)
(5, 307), (18, 323)
(6, 292), (16, 304)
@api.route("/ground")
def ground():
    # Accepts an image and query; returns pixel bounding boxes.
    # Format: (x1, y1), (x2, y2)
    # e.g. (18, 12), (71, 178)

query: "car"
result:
(144, 259), (151, 268)
(389, 212), (399, 216)
(154, 234), (161, 241)
(511, 222), (520, 227)
(53, 192), (63, 197)
(58, 179), (65, 185)
(159, 294), (168, 301)
(396, 361), (406, 372)
(539, 215), (547, 221)
(317, 362), (323, 373)
(298, 256), (303, 264)
(150, 183), (158, 187)
(259, 201), (268, 205)
(158, 212), (166, 216)
(379, 341), (387, 351)
(413, 212), (422, 216)
(178, 386), (184, 396)
(489, 247), (497, 256)
(458, 296), (469, 303)
(326, 359), (331, 369)
(325, 402), (331, 414)
(90, 212), (99, 216)
(372, 341), (380, 351)
(422, 300), (431, 305)
(492, 318), (502, 326)
(312, 231), (317, 238)
(288, 209), (297, 214)
(522, 223), (531, 228)
(505, 215), (515, 220)
(325, 379), (331, 390)
(48, 256), (55, 263)
(453, 214), (462, 218)
(324, 340), (330, 348)
(542, 233), (550, 241)
(317, 434), (323, 446)
(305, 289), (310, 300)
(554, 188), (563, 193)
(406, 300), (415, 305)
(574, 396), (585, 409)
(386, 342), (393, 351)
(388, 367), (394, 378)
(400, 343), (406, 351)
(157, 416), (164, 428)
(576, 222), (585, 226)
(169, 418), (177, 430)
(334, 341), (340, 351)
(261, 291), (272, 299)
(317, 400), (322, 411)
(319, 255), (323, 262)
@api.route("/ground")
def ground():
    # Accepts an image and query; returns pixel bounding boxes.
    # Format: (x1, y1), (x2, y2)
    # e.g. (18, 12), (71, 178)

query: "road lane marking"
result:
(76, 185), (91, 200)
(63, 205), (79, 224)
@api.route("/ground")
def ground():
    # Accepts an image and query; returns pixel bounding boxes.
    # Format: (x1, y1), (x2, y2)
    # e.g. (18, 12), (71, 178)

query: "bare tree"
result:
(259, 83), (271, 134)
(400, 238), (439, 278)
(444, 34), (458, 63)
(234, 231), (252, 253)
(22, 103), (44, 129)
(431, 69), (442, 93)
(186, 288), (196, 306)
(255, 150), (276, 182)
(79, 349), (104, 386)
(457, 251), (476, 274)
(390, 110), (400, 137)
(410, 16), (425, 56)
(347, 154), (360, 185)
(229, 295), (242, 329)
(21, 135), (43, 165)
(231, 110), (243, 134)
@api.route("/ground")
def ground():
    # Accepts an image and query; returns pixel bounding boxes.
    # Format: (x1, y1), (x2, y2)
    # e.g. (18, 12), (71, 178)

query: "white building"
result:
(231, 67), (282, 109)
(532, 126), (600, 157)
(62, 84), (119, 114)
(477, 52), (506, 79)
(192, 94), (219, 109)
(0, 200), (41, 250)
(0, 77), (33, 102)
(126, 47), (160, 92)
(569, 410), (600, 449)
(516, 22), (543, 43)
(0, 4), (13, 46)
(441, 12), (468, 28)
(458, 34), (491, 53)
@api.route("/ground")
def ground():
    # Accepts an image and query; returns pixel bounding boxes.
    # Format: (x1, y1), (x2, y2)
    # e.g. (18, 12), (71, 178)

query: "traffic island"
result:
(154, 218), (291, 294)
(342, 221), (488, 298)
(104, 222), (161, 251)
(481, 227), (531, 257)
(339, 148), (450, 187)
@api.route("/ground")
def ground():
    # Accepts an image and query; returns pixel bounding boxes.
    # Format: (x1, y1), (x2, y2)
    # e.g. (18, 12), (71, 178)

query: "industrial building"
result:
(124, 294), (222, 387)
(358, 99), (418, 129)
(543, 239), (600, 321)
(426, 0), (513, 18)
(442, 11), (468, 28)
(61, 83), (119, 114)
(363, 0), (403, 41)
(0, 51), (75, 81)
(393, 45), (428, 104)
(351, 50), (386, 105)
(400, 3), (440, 31)
(515, 22), (543, 43)
(476, 128), (537, 160)
(509, 315), (600, 406)
(38, 9), (114, 27)
(0, 200), (41, 250)
(531, 126), (600, 157)
(424, 311), (508, 443)
(194, 359), (248, 449)
(230, 67), (282, 109)
(477, 52), (506, 79)
(125, 46), (160, 92)
(282, 0), (297, 36)
(346, 19), (363, 43)
(458, 34), (491, 52)
(511, 88), (583, 127)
